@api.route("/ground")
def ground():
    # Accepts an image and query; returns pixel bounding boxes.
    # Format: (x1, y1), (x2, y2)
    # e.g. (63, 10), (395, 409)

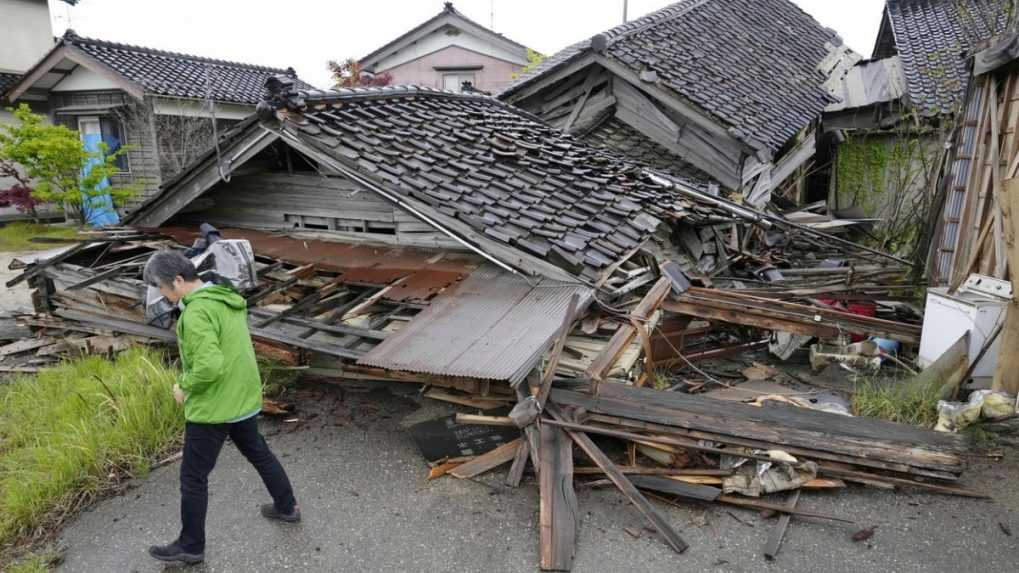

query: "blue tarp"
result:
(80, 132), (120, 227)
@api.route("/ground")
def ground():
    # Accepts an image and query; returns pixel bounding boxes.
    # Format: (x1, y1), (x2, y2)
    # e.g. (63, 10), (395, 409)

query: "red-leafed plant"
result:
(327, 58), (393, 88)
(0, 184), (43, 219)
(0, 157), (41, 220)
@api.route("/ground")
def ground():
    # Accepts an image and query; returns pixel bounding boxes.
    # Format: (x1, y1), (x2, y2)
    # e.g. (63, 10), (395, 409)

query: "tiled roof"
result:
(501, 0), (844, 152)
(261, 79), (727, 279)
(578, 116), (712, 189)
(885, 0), (1008, 115)
(0, 72), (21, 96)
(62, 31), (315, 104)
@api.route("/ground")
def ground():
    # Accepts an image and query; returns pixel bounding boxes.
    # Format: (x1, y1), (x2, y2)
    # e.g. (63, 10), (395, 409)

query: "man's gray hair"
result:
(143, 250), (199, 288)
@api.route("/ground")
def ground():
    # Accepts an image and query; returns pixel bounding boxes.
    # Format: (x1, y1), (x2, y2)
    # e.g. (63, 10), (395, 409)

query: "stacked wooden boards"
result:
(551, 383), (966, 481)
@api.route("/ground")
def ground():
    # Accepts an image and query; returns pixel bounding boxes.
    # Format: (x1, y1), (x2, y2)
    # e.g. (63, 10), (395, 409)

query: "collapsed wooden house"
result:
(3, 76), (978, 570)
(497, 0), (859, 206)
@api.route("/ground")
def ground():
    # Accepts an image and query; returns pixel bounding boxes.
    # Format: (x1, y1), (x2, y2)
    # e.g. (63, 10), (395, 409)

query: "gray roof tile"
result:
(261, 78), (736, 277)
(885, 0), (1008, 115)
(62, 31), (315, 105)
(501, 0), (844, 151)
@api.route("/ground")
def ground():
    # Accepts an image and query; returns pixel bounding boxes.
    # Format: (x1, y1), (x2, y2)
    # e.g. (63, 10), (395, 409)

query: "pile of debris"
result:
(1, 220), (981, 569)
(0, 76), (990, 571)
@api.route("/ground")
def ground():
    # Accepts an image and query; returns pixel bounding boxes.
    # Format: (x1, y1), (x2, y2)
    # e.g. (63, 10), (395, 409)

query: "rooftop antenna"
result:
(490, 0), (495, 29)
(623, 0), (628, 23)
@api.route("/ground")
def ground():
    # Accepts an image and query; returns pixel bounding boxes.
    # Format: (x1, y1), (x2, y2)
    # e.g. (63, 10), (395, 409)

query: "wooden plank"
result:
(547, 405), (689, 554)
(54, 309), (177, 342)
(505, 438), (531, 487)
(450, 438), (521, 479)
(573, 467), (731, 477)
(763, 490), (800, 560)
(586, 278), (671, 382)
(663, 299), (838, 338)
(551, 386), (964, 476)
(0, 337), (56, 357)
(455, 414), (516, 427)
(628, 475), (721, 501)
(424, 389), (512, 410)
(539, 424), (578, 571)
(584, 413), (960, 482)
(562, 70), (604, 133)
(816, 464), (987, 498)
(248, 307), (389, 341)
(993, 178), (1019, 393)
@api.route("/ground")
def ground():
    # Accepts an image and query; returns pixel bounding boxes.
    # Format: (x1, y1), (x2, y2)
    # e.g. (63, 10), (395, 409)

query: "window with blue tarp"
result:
(99, 116), (129, 172)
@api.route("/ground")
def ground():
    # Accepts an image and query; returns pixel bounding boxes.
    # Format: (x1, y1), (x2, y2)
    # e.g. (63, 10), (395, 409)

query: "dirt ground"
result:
(48, 377), (1019, 573)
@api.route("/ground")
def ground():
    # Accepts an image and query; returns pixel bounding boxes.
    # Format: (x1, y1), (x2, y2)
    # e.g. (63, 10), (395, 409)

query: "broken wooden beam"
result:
(450, 438), (521, 479)
(539, 424), (578, 571)
(546, 404), (689, 554)
(586, 277), (671, 383)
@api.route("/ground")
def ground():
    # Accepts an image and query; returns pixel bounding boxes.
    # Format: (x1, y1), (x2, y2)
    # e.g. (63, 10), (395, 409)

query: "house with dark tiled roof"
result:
(498, 0), (859, 205)
(126, 75), (767, 283)
(2, 29), (314, 211)
(358, 2), (534, 95)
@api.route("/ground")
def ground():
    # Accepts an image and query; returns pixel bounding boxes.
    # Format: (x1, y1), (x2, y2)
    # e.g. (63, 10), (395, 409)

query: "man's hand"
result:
(173, 383), (186, 405)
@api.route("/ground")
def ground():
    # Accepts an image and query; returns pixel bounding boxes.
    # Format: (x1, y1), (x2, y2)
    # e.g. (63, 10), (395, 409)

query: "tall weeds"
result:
(0, 348), (183, 547)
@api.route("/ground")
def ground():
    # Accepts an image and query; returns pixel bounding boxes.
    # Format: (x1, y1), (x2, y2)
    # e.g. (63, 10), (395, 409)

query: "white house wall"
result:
(0, 0), (53, 72)
(372, 25), (526, 73)
(50, 65), (120, 92)
(152, 97), (253, 121)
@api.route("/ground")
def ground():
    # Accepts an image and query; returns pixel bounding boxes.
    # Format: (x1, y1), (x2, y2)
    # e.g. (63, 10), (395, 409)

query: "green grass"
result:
(852, 375), (942, 427)
(0, 222), (79, 252)
(0, 348), (183, 552)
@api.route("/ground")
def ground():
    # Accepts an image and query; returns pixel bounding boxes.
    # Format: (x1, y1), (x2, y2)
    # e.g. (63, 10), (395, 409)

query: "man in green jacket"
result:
(143, 250), (299, 564)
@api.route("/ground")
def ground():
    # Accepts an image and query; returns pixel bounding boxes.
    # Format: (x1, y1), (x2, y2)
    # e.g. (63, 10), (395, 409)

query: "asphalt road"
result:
(0, 252), (33, 313)
(49, 378), (1019, 573)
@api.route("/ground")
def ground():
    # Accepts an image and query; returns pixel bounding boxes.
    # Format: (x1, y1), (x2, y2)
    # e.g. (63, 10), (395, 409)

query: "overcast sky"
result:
(48, 0), (886, 88)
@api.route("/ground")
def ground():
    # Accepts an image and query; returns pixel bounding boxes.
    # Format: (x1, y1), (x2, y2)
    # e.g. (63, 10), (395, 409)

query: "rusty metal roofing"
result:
(358, 265), (592, 383)
(157, 226), (477, 303)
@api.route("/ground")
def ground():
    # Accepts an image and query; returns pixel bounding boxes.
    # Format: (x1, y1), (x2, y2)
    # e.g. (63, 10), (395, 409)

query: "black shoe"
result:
(261, 503), (301, 523)
(148, 540), (204, 564)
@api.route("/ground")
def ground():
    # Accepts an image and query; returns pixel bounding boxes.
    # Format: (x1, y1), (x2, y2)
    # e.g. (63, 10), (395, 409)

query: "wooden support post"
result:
(993, 178), (1019, 394)
(539, 424), (578, 571)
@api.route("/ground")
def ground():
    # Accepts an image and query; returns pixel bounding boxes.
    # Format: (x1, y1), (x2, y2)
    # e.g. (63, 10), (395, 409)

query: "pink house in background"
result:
(359, 2), (533, 94)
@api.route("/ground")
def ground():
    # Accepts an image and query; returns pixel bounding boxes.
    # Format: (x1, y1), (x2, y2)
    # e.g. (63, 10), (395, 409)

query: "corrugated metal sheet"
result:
(358, 265), (593, 383)
(934, 76), (989, 284)
(826, 56), (907, 112)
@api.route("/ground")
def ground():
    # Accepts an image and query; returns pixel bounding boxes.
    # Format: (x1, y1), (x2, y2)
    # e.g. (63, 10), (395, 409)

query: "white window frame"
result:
(441, 72), (477, 93)
(78, 115), (130, 174)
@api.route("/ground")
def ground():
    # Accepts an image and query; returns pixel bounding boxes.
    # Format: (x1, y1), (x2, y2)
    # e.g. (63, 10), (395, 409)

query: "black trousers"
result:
(178, 416), (296, 553)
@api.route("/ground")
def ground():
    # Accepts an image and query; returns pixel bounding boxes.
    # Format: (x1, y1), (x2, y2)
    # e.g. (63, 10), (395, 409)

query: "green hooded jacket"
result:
(176, 285), (262, 424)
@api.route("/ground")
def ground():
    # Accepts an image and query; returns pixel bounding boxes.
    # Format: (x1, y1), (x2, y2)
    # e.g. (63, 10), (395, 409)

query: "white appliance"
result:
(919, 274), (1011, 388)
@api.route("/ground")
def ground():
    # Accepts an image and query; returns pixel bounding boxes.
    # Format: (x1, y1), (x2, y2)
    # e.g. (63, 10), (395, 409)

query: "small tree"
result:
(0, 104), (138, 226)
(327, 58), (393, 88)
(0, 155), (42, 220)
(512, 49), (546, 79)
